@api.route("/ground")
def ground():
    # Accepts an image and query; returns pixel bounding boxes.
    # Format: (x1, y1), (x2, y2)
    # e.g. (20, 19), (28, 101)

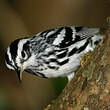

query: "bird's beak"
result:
(16, 65), (24, 83)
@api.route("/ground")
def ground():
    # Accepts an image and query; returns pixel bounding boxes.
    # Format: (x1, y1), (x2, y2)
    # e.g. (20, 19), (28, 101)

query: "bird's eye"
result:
(21, 51), (26, 58)
(21, 51), (28, 60)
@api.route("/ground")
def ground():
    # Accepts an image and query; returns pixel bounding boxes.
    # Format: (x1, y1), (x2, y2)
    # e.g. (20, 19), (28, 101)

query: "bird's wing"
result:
(41, 26), (100, 48)
(75, 27), (100, 40)
(31, 26), (100, 54)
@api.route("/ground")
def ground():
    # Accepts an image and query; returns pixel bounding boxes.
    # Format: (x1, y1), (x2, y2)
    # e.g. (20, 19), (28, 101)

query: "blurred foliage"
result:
(51, 78), (67, 96)
(7, 0), (16, 4)
(0, 90), (11, 110)
(7, 0), (20, 10)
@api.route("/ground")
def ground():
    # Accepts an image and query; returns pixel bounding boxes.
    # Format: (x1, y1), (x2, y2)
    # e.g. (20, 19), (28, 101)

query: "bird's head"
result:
(5, 38), (32, 82)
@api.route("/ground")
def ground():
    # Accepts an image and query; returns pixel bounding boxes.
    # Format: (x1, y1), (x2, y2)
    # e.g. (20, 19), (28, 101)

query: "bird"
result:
(5, 26), (104, 82)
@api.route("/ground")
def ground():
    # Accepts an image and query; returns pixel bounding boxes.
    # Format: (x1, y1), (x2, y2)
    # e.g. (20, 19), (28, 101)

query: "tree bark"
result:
(44, 28), (110, 110)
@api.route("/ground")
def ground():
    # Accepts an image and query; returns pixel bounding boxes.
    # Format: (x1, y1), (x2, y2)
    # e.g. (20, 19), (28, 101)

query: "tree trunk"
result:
(44, 28), (110, 110)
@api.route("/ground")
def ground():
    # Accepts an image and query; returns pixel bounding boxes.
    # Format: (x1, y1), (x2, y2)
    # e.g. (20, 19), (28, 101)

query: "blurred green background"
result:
(0, 0), (110, 110)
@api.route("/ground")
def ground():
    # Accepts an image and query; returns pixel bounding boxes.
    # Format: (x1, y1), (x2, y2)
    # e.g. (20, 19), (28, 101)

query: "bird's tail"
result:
(91, 28), (105, 49)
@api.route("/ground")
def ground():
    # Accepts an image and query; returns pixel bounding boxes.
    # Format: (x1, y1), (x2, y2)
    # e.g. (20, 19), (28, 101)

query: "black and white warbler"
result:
(5, 26), (104, 82)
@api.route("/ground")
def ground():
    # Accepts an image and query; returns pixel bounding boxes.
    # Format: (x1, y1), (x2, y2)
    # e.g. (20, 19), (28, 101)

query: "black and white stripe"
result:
(5, 25), (104, 81)
(33, 26), (102, 70)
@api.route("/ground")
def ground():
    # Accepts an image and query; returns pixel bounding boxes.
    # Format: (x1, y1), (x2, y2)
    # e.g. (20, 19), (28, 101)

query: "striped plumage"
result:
(5, 26), (104, 81)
